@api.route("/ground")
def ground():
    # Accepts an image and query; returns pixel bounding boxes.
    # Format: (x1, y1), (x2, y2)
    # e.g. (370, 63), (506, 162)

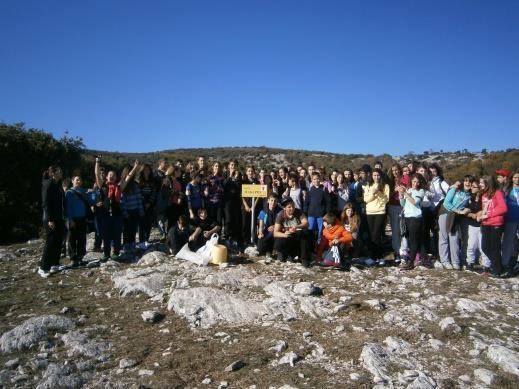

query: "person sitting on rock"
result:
(257, 194), (283, 258)
(167, 215), (191, 255)
(273, 197), (311, 266)
(188, 208), (221, 252)
(316, 212), (352, 268)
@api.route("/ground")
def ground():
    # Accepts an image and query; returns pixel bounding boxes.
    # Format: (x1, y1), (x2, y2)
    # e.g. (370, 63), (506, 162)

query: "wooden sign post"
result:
(241, 184), (268, 244)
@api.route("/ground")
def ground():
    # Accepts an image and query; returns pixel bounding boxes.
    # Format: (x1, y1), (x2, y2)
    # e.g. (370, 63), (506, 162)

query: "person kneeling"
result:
(273, 198), (311, 267)
(188, 208), (221, 252)
(167, 215), (191, 255)
(316, 212), (353, 268)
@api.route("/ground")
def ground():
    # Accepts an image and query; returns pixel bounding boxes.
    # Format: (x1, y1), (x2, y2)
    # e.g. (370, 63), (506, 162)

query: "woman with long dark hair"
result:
(479, 175), (508, 277)
(398, 174), (426, 270)
(363, 168), (390, 265)
(388, 164), (407, 262)
(120, 161), (145, 259)
(95, 157), (123, 261)
(502, 170), (519, 273)
(137, 163), (156, 248)
(39, 166), (65, 277)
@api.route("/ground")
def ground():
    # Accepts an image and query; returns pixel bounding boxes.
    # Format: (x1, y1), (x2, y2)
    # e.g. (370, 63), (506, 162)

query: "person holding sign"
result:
(273, 198), (311, 267)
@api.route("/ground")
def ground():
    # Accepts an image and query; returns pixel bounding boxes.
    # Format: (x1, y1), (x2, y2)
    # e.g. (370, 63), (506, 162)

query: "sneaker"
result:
(442, 262), (453, 270)
(452, 264), (461, 271)
(465, 263), (475, 272)
(49, 266), (61, 274)
(378, 259), (386, 266)
(100, 256), (110, 263)
(277, 252), (286, 262)
(287, 255), (295, 263)
(38, 268), (50, 278)
(364, 258), (376, 267)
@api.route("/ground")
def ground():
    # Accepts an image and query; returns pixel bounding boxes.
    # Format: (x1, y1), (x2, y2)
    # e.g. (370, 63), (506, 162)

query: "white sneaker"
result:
(378, 259), (386, 266)
(443, 262), (453, 270)
(49, 266), (60, 274)
(38, 268), (50, 278)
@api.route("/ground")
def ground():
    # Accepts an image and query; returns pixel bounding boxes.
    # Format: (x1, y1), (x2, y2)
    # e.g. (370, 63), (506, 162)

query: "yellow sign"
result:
(241, 184), (268, 198)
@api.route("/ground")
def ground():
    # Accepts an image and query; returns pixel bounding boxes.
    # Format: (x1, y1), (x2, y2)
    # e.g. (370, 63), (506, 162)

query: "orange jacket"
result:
(317, 223), (352, 259)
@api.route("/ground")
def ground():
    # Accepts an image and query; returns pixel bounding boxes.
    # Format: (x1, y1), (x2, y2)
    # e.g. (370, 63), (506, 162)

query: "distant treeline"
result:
(1, 123), (517, 244)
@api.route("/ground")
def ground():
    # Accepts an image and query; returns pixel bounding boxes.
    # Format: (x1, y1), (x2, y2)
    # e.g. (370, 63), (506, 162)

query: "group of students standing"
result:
(39, 155), (518, 279)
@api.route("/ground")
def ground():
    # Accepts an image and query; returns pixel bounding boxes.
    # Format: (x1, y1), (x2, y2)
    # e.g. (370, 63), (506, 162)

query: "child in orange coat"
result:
(317, 212), (353, 267)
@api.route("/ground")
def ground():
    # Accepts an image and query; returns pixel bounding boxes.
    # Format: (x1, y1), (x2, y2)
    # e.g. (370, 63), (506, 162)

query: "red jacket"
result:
(482, 190), (507, 227)
(317, 223), (352, 258)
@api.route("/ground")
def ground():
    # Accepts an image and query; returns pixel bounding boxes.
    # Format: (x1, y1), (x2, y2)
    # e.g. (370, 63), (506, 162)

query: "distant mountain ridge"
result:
(84, 146), (518, 183)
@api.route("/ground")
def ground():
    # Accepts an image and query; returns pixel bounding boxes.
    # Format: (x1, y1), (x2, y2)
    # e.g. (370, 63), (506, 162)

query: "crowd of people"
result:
(39, 155), (519, 280)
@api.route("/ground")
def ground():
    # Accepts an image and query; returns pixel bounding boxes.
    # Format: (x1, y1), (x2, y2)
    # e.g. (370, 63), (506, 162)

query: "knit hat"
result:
(495, 168), (510, 177)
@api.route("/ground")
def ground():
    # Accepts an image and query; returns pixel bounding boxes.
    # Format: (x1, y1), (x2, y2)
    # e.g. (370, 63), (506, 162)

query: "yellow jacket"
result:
(363, 184), (390, 215)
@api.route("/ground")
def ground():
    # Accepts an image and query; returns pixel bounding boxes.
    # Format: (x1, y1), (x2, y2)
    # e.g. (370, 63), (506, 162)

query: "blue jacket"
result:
(65, 188), (92, 221)
(443, 188), (470, 212)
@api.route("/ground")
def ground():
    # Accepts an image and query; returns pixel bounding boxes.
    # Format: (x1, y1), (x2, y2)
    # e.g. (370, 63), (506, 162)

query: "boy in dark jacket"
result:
(304, 172), (330, 247)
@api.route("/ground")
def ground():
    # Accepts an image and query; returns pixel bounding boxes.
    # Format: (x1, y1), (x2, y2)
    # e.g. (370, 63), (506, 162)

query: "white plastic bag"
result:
(176, 243), (210, 266)
(196, 233), (219, 260)
(330, 245), (341, 264)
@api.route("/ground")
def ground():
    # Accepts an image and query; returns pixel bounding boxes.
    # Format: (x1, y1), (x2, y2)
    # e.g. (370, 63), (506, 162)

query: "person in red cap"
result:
(495, 168), (511, 192)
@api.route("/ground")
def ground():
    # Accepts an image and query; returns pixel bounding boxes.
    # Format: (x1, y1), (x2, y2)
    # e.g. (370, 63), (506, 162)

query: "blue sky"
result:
(1, 0), (518, 156)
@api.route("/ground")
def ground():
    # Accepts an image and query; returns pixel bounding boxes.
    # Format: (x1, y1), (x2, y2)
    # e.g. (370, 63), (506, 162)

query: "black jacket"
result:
(304, 185), (330, 217)
(42, 179), (64, 223)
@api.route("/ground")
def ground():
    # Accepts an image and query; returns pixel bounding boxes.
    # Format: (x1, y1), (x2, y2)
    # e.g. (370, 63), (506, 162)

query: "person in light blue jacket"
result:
(398, 174), (425, 270)
(437, 177), (472, 270)
(65, 176), (93, 266)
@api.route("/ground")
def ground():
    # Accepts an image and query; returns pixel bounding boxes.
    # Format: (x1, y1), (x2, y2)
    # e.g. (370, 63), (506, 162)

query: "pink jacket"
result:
(482, 190), (507, 227)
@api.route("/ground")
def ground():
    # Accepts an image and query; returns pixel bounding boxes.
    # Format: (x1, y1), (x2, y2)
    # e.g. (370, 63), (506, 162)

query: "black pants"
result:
(167, 226), (189, 255)
(139, 206), (155, 243)
(366, 214), (386, 259)
(123, 210), (140, 247)
(257, 233), (274, 255)
(224, 201), (243, 246)
(481, 225), (504, 275)
(41, 221), (65, 270)
(68, 217), (87, 261)
(166, 204), (182, 233)
(422, 208), (437, 256)
(274, 230), (310, 264)
(206, 203), (223, 227)
(100, 213), (122, 257)
(405, 217), (423, 263)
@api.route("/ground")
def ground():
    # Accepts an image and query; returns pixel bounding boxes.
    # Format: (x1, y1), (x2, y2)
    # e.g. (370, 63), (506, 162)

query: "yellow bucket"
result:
(210, 244), (228, 265)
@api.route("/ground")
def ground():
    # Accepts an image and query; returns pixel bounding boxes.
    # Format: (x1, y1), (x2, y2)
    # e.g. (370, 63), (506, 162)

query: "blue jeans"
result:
(307, 216), (323, 244)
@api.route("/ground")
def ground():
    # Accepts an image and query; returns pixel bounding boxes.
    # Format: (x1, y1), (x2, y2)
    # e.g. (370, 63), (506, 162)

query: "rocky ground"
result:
(1, 232), (519, 389)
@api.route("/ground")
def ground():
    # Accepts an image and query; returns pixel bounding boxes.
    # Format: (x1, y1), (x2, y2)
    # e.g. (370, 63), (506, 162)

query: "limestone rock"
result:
(224, 360), (245, 372)
(473, 368), (496, 385)
(360, 343), (390, 382)
(486, 344), (519, 376)
(59, 330), (110, 361)
(168, 287), (267, 328)
(112, 265), (172, 297)
(0, 315), (74, 353)
(141, 310), (165, 323)
(277, 351), (300, 367)
(138, 251), (168, 267)
(35, 363), (84, 389)
(119, 358), (138, 369)
(293, 282), (322, 296)
(439, 317), (461, 333)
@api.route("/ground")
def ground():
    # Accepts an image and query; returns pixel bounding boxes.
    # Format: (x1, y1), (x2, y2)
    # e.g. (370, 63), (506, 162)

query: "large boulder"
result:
(168, 287), (267, 328)
(0, 315), (74, 353)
